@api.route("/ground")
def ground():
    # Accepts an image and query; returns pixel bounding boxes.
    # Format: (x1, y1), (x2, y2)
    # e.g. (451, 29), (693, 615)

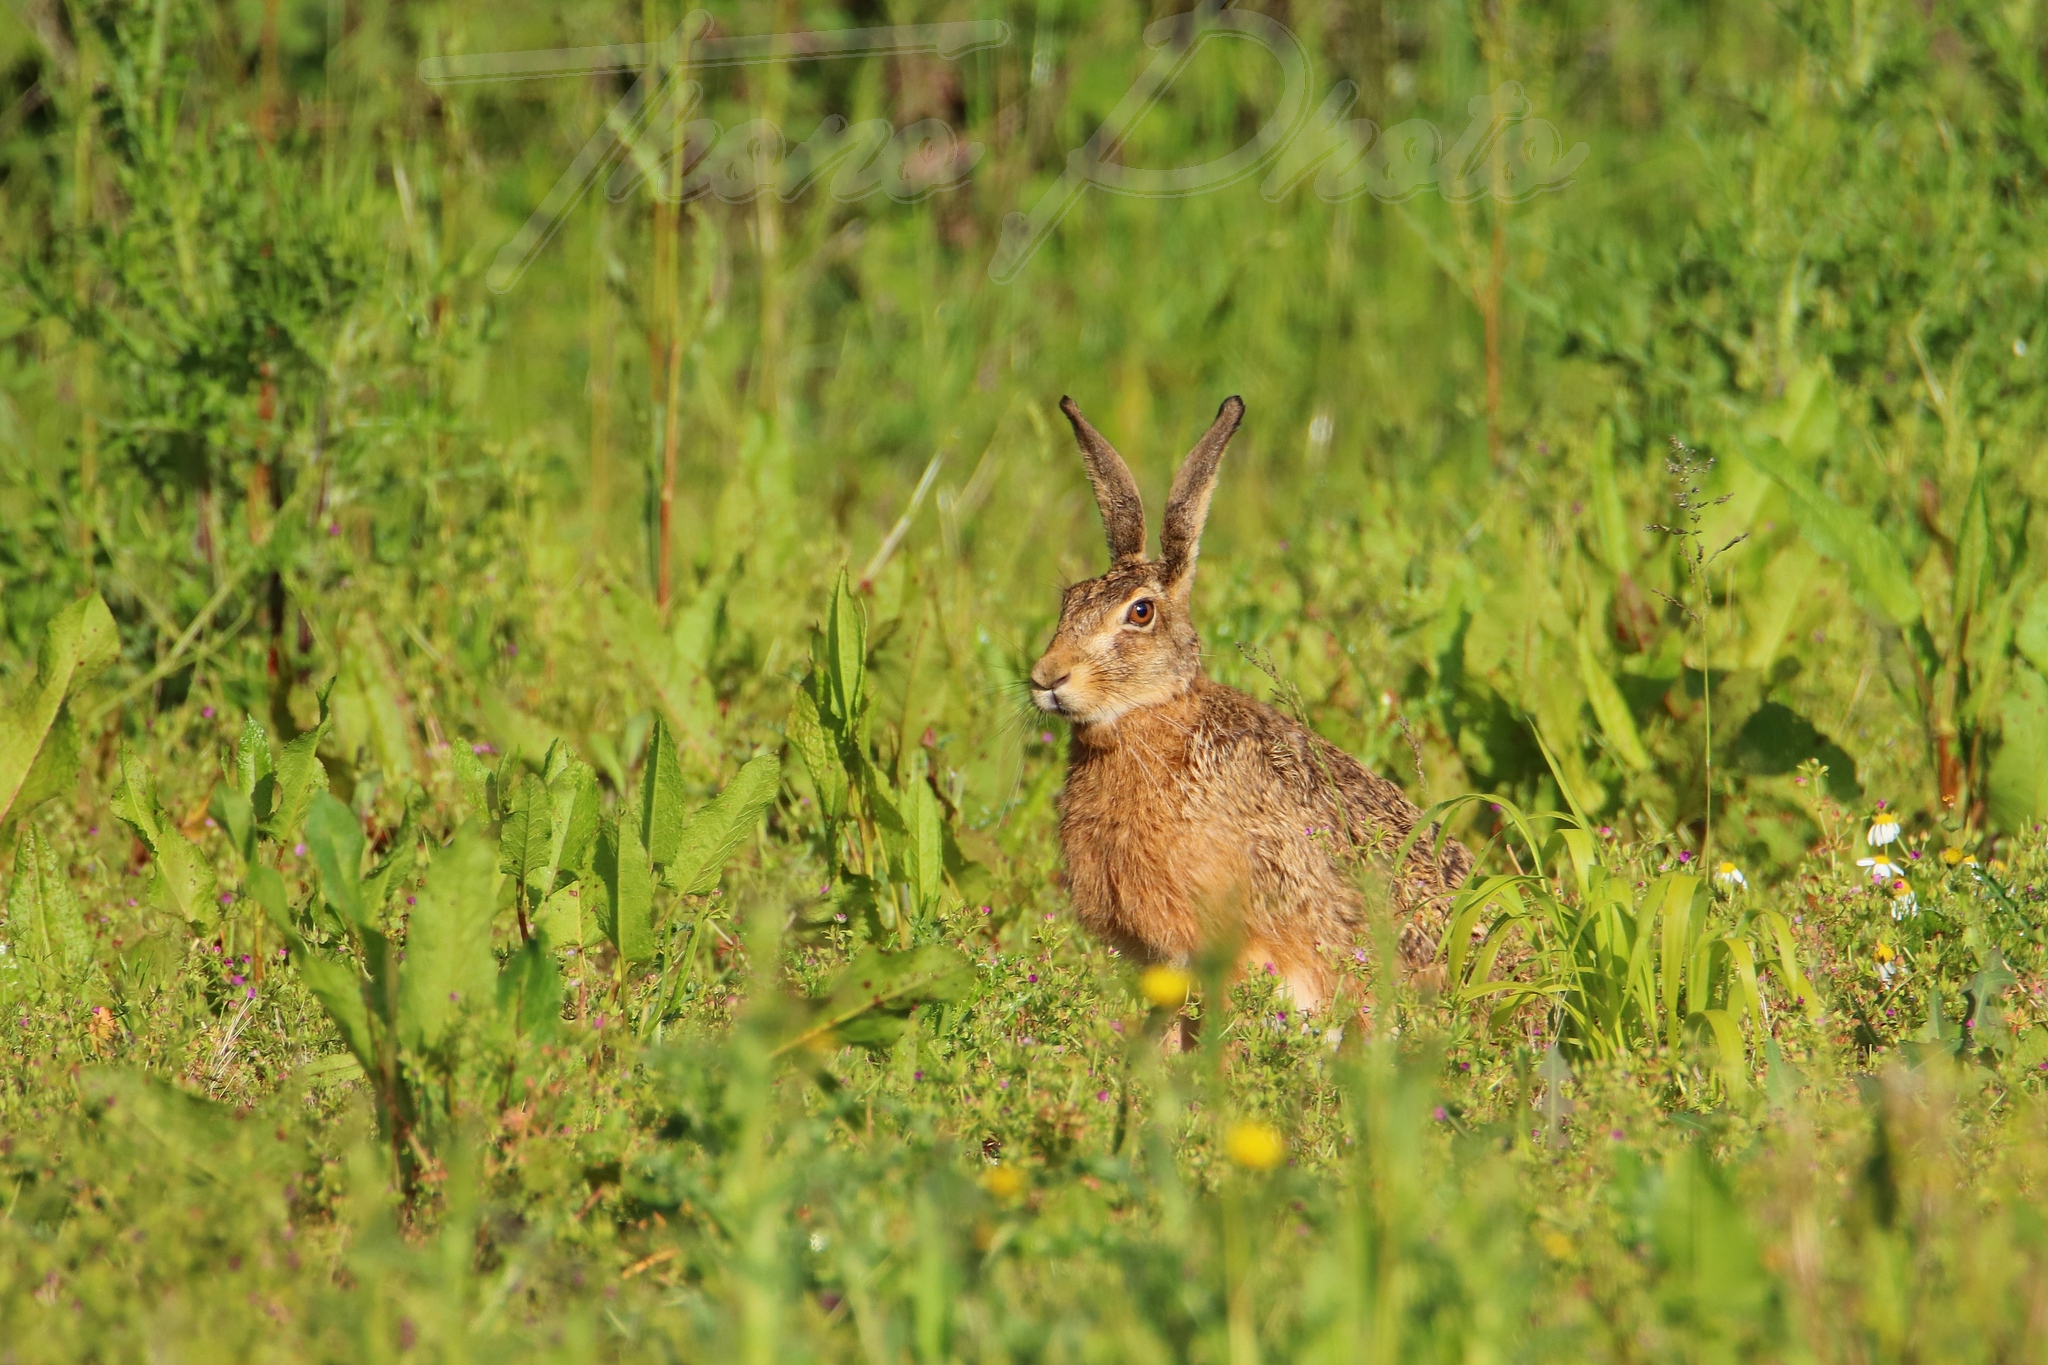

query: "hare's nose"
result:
(1033, 668), (1070, 692)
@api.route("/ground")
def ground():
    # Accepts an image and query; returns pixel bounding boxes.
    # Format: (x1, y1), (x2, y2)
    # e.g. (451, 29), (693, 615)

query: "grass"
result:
(5, 0), (2048, 1359)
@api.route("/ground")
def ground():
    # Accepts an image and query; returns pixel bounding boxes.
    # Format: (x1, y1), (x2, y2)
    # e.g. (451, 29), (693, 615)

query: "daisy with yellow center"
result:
(1714, 861), (1747, 890)
(1857, 855), (1903, 882)
(1868, 809), (1901, 846)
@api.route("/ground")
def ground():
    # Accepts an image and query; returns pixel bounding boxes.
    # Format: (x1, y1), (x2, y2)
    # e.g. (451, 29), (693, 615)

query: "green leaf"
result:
(773, 945), (974, 1056)
(896, 774), (946, 914)
(639, 715), (689, 871)
(233, 715), (274, 803)
(1576, 622), (1651, 773)
(0, 592), (118, 828)
(2015, 588), (2048, 679)
(397, 829), (501, 1053)
(1739, 436), (1923, 630)
(452, 743), (498, 822)
(360, 809), (420, 917)
(1586, 417), (1633, 575)
(6, 822), (93, 989)
(209, 784), (257, 867)
(497, 934), (563, 1041)
(108, 745), (217, 928)
(1989, 663), (2048, 833)
(542, 759), (599, 897)
(667, 753), (782, 896)
(787, 681), (847, 820)
(303, 792), (367, 932)
(10, 706), (81, 827)
(295, 948), (376, 1077)
(498, 772), (553, 896)
(259, 681), (333, 843)
(825, 569), (868, 728)
(596, 813), (655, 963)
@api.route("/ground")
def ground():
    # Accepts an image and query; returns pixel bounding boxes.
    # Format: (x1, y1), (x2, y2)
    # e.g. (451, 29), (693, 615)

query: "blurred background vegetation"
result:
(6, 0), (2048, 1358)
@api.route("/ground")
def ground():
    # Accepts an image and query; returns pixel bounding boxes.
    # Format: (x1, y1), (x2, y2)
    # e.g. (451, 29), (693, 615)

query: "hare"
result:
(1029, 395), (1472, 1014)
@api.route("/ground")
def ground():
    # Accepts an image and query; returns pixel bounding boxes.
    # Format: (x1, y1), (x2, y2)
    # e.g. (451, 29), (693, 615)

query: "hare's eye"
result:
(1125, 599), (1155, 627)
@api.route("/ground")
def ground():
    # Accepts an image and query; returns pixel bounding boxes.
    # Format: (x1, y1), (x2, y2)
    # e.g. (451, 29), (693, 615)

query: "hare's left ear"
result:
(1159, 396), (1244, 591)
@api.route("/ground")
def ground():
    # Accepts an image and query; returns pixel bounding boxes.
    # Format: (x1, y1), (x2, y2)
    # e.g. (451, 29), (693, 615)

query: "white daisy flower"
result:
(1888, 878), (1918, 919)
(1867, 811), (1901, 847)
(1713, 861), (1747, 890)
(1857, 856), (1903, 882)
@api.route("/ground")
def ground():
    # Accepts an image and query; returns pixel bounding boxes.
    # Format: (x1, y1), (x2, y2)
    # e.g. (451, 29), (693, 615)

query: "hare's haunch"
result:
(1030, 396), (1471, 1012)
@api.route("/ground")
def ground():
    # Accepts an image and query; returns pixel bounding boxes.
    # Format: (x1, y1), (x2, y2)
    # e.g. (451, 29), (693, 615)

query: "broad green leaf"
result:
(597, 814), (655, 963)
(7, 823), (93, 989)
(2014, 588), (2048, 679)
(452, 743), (497, 822)
(1739, 436), (1923, 629)
(1586, 417), (1633, 574)
(303, 792), (367, 931)
(1695, 1007), (1750, 1090)
(497, 934), (563, 1041)
(295, 948), (376, 1077)
(209, 784), (257, 866)
(233, 715), (274, 802)
(897, 774), (946, 914)
(1988, 662), (2048, 833)
(360, 809), (420, 916)
(0, 592), (118, 828)
(825, 568), (867, 728)
(10, 706), (80, 827)
(397, 829), (501, 1053)
(772, 945), (974, 1056)
(667, 753), (782, 896)
(109, 746), (217, 928)
(498, 772), (553, 894)
(639, 715), (688, 870)
(533, 883), (587, 947)
(1576, 623), (1652, 772)
(787, 682), (847, 819)
(260, 682), (333, 843)
(541, 759), (600, 897)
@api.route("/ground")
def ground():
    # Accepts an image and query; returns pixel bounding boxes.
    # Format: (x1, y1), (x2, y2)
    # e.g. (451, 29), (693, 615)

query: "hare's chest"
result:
(1057, 743), (1245, 954)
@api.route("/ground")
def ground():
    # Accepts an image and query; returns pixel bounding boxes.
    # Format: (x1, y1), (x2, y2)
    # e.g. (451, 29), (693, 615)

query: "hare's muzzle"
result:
(1029, 665), (1071, 714)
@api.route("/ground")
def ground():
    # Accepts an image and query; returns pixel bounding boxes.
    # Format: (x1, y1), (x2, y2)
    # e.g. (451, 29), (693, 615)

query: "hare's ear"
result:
(1059, 396), (1147, 563)
(1159, 396), (1244, 590)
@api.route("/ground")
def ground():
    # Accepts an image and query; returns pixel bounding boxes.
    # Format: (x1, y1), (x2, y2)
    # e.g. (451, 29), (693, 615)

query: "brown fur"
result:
(1032, 397), (1471, 1011)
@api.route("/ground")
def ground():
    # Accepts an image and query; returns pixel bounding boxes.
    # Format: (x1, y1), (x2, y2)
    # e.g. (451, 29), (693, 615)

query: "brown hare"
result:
(1029, 395), (1472, 1014)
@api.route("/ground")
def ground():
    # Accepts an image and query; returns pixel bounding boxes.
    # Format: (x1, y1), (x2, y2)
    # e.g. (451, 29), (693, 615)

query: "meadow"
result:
(5, 0), (2048, 1359)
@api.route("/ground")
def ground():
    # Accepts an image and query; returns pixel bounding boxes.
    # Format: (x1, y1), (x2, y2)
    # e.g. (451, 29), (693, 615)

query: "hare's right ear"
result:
(1059, 396), (1147, 563)
(1159, 396), (1244, 590)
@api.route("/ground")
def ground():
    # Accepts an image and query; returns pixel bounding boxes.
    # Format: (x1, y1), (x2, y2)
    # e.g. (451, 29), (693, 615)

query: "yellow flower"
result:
(1941, 847), (1965, 867)
(1539, 1229), (1574, 1259)
(982, 1166), (1025, 1199)
(1224, 1120), (1286, 1171)
(1874, 941), (1894, 964)
(1139, 965), (1193, 1010)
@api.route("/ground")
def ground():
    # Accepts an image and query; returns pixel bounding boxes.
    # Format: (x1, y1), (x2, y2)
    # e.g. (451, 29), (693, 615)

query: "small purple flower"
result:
(127, 898), (137, 907)
(1027, 973), (1038, 983)
(1039, 731), (1054, 744)
(327, 522), (341, 536)
(998, 1078), (1009, 1089)
(201, 706), (216, 719)
(293, 842), (306, 857)
(1432, 1106), (1447, 1121)
(1677, 850), (1693, 864)
(1096, 1089), (1110, 1102)
(471, 743), (494, 755)
(245, 987), (256, 999)
(1609, 1128), (1624, 1140)
(218, 891), (234, 906)
(913, 1070), (924, 1081)
(592, 1014), (607, 1029)
(230, 975), (245, 986)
